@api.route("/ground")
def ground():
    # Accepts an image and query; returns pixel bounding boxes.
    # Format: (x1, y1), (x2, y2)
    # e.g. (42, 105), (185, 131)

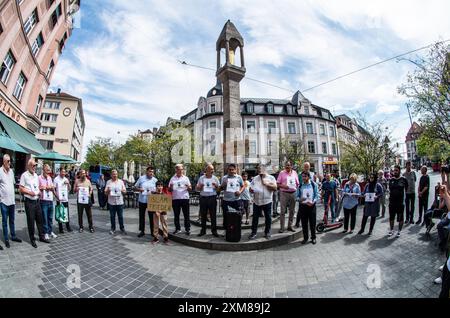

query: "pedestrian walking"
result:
(39, 164), (57, 240)
(169, 164), (192, 235)
(403, 161), (417, 224)
(277, 160), (299, 233)
(19, 159), (49, 248)
(134, 166), (158, 238)
(196, 163), (220, 237)
(240, 171), (251, 225)
(248, 164), (277, 240)
(417, 166), (430, 225)
(220, 164), (244, 230)
(341, 173), (361, 234)
(0, 154), (22, 249)
(321, 173), (339, 222)
(388, 165), (408, 238)
(297, 171), (319, 244)
(74, 169), (94, 233)
(358, 173), (383, 235)
(377, 170), (388, 218)
(96, 174), (107, 210)
(105, 170), (127, 235)
(54, 168), (72, 233)
(151, 181), (170, 244)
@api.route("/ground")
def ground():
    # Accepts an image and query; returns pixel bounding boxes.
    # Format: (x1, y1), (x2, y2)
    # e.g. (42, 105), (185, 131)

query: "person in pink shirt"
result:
(277, 160), (299, 233)
(39, 164), (57, 240)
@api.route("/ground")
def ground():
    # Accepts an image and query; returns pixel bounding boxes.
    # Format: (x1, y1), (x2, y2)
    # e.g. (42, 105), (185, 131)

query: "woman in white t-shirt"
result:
(105, 170), (127, 235)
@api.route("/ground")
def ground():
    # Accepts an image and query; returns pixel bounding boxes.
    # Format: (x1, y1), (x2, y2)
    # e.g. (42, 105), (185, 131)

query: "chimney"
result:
(57, 88), (61, 96)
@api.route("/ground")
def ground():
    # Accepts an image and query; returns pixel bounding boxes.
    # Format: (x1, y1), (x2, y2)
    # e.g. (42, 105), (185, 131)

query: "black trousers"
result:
(296, 204), (316, 227)
(200, 196), (217, 233)
(299, 203), (316, 240)
(439, 262), (450, 299)
(77, 204), (93, 229)
(360, 215), (376, 233)
(57, 201), (71, 230)
(343, 206), (357, 231)
(405, 193), (415, 221)
(173, 199), (190, 231)
(417, 195), (428, 221)
(138, 202), (154, 235)
(24, 198), (44, 241)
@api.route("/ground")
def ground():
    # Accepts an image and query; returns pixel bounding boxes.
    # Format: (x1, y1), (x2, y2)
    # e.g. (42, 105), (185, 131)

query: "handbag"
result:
(55, 204), (68, 223)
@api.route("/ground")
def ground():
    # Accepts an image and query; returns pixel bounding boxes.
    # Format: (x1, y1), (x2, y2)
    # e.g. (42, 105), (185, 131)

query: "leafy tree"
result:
(278, 136), (308, 170)
(417, 130), (450, 162)
(84, 137), (118, 168)
(398, 42), (450, 144)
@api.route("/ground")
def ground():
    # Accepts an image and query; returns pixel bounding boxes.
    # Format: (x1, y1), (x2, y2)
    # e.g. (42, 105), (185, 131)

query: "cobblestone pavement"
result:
(0, 172), (445, 298)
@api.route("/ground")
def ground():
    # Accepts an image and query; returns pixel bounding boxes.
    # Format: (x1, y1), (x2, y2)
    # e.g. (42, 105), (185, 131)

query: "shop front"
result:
(323, 156), (339, 176)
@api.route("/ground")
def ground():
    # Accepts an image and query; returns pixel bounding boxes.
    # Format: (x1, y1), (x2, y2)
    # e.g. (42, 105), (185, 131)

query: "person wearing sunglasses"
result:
(0, 154), (22, 249)
(19, 159), (50, 248)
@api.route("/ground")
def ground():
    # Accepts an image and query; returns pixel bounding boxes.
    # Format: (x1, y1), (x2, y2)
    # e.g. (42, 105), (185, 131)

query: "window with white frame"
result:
(31, 32), (44, 56)
(249, 141), (257, 155)
(44, 101), (60, 109)
(24, 8), (39, 35)
(266, 103), (274, 113)
(320, 124), (325, 135)
(246, 121), (256, 133)
(306, 122), (313, 134)
(246, 102), (254, 113)
(329, 125), (336, 137)
(50, 4), (62, 29)
(46, 60), (54, 78)
(287, 122), (296, 134)
(210, 103), (216, 113)
(34, 95), (43, 116)
(322, 142), (327, 154)
(268, 121), (276, 134)
(13, 72), (27, 101)
(307, 141), (315, 153)
(332, 143), (337, 155)
(0, 51), (16, 84)
(209, 120), (216, 129)
(304, 106), (310, 115)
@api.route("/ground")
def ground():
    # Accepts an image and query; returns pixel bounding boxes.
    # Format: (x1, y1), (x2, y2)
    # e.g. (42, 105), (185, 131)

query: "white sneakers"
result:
(439, 265), (444, 272)
(50, 232), (57, 239)
(434, 277), (442, 284)
(388, 230), (394, 237)
(396, 231), (401, 238)
(44, 234), (50, 240)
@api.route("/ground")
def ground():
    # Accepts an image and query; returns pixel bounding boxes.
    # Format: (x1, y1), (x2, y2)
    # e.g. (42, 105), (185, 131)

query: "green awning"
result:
(35, 151), (74, 162)
(0, 111), (45, 155)
(0, 132), (28, 153)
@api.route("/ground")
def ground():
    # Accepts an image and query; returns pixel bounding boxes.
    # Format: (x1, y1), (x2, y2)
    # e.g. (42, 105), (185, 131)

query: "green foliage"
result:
(84, 137), (118, 169)
(416, 131), (450, 161)
(278, 136), (308, 170)
(398, 42), (450, 145)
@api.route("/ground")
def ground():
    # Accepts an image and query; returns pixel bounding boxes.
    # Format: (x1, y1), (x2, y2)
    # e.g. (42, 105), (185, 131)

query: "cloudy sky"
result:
(51, 0), (450, 159)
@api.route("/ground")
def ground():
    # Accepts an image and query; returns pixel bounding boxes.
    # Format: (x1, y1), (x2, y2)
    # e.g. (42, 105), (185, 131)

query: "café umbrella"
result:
(35, 151), (74, 162)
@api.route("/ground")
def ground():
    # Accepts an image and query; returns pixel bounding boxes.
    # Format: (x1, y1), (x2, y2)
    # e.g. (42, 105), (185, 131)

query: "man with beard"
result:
(388, 165), (408, 238)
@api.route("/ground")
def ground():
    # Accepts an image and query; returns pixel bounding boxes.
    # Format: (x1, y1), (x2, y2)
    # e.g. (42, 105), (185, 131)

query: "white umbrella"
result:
(123, 161), (128, 181)
(128, 160), (135, 183)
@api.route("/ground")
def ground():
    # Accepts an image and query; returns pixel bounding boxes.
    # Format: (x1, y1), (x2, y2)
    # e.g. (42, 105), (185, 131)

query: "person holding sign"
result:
(341, 173), (361, 234)
(19, 159), (49, 248)
(54, 168), (72, 233)
(150, 181), (170, 244)
(220, 164), (245, 230)
(297, 171), (319, 244)
(105, 170), (127, 235)
(39, 164), (57, 240)
(134, 166), (158, 238)
(248, 164), (277, 240)
(358, 173), (383, 235)
(277, 160), (299, 233)
(74, 169), (94, 233)
(196, 163), (220, 237)
(169, 164), (192, 235)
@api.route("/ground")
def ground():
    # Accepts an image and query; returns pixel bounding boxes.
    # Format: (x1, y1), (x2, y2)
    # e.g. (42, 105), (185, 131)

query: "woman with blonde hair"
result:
(341, 173), (361, 234)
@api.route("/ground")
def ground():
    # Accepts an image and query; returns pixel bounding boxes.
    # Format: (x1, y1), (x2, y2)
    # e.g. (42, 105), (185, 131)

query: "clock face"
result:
(212, 89), (216, 96)
(63, 108), (71, 117)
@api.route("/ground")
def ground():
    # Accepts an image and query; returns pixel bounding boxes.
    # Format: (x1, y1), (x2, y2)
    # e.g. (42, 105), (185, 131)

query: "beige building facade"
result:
(36, 91), (84, 161)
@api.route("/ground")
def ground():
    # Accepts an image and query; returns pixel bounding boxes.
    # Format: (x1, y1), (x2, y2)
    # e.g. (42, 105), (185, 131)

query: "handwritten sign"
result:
(147, 194), (172, 212)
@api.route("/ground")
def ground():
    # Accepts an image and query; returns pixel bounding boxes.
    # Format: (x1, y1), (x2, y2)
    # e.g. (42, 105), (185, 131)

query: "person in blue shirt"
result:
(297, 171), (319, 245)
(341, 173), (361, 234)
(321, 173), (339, 222)
(134, 166), (158, 238)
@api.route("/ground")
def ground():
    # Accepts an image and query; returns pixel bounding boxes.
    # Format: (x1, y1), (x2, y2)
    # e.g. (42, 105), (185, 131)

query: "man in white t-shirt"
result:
(105, 169), (127, 235)
(54, 168), (72, 233)
(19, 159), (49, 248)
(169, 164), (192, 235)
(0, 154), (22, 249)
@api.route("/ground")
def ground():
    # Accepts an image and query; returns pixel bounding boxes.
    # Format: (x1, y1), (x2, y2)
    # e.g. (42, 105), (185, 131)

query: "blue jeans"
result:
(1, 203), (16, 241)
(251, 203), (272, 235)
(40, 201), (54, 235)
(109, 204), (124, 231)
(324, 194), (336, 219)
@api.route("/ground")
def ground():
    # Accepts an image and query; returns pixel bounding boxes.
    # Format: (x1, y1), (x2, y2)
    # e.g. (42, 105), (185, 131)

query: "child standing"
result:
(151, 181), (169, 244)
(240, 172), (251, 225)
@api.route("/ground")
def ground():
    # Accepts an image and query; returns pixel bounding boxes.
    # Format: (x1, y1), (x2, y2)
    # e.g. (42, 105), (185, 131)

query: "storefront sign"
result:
(0, 97), (22, 123)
